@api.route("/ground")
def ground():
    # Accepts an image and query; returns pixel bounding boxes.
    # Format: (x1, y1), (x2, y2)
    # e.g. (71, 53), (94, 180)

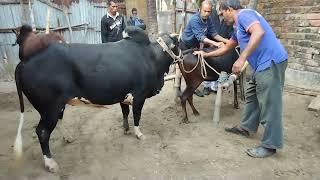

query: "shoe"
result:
(203, 87), (210, 95)
(194, 89), (204, 97)
(246, 146), (276, 158)
(225, 126), (250, 137)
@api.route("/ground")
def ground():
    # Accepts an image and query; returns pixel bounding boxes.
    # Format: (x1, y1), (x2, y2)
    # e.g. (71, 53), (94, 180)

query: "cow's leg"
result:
(180, 83), (201, 123)
(36, 109), (60, 173)
(120, 103), (130, 134)
(174, 64), (182, 103)
(132, 99), (146, 140)
(58, 107), (65, 120)
(233, 81), (239, 109)
(187, 95), (200, 116)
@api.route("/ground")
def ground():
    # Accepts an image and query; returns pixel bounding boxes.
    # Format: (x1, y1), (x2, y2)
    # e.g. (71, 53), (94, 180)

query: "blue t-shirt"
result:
(181, 12), (218, 48)
(231, 9), (288, 72)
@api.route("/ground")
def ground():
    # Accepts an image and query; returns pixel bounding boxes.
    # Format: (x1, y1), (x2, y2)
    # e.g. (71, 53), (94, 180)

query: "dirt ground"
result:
(0, 80), (319, 180)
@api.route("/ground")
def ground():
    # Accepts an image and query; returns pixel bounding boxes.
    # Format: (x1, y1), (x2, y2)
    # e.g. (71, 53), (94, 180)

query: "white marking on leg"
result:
(122, 93), (134, 105)
(134, 126), (145, 140)
(44, 155), (59, 173)
(14, 113), (24, 160)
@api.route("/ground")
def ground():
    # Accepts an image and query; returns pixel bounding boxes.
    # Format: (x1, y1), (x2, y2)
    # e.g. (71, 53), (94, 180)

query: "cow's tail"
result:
(13, 62), (25, 162)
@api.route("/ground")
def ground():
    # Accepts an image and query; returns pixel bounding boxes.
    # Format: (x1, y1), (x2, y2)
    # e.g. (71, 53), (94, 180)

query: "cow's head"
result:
(156, 33), (180, 63)
(15, 25), (33, 46)
(123, 26), (150, 45)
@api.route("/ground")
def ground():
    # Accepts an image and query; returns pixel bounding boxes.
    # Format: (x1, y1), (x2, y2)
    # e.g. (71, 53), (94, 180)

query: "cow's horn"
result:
(169, 33), (179, 38)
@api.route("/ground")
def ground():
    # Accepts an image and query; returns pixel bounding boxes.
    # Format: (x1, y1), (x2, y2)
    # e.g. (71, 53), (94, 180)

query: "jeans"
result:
(240, 60), (288, 149)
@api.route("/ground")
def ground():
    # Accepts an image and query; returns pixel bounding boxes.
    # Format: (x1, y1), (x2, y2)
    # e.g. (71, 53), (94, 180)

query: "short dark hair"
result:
(107, 0), (119, 6)
(219, 0), (243, 10)
(132, 8), (137, 13)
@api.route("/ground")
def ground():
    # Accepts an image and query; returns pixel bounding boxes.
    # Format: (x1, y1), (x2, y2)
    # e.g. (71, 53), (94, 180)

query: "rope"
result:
(180, 46), (241, 79)
(156, 37), (183, 64)
(180, 52), (220, 79)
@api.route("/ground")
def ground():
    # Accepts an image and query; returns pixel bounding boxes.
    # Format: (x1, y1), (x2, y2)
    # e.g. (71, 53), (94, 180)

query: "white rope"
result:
(180, 46), (241, 79)
(156, 37), (182, 63)
(180, 52), (220, 79)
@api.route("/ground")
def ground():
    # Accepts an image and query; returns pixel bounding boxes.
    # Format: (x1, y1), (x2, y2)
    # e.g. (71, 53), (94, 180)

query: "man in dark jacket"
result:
(101, 0), (126, 43)
(127, 8), (146, 30)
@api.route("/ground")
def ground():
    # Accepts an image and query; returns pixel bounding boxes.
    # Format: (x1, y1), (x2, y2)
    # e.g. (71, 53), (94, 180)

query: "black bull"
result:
(13, 26), (179, 172)
(178, 47), (240, 123)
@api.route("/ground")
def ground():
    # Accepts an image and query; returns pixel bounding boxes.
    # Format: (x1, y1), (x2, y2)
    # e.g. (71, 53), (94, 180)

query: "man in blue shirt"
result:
(194, 0), (288, 158)
(180, 0), (229, 97)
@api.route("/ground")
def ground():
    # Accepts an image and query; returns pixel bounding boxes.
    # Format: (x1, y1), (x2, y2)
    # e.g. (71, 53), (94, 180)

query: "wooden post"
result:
(45, 7), (51, 34)
(28, 0), (36, 31)
(63, 6), (73, 43)
(19, 0), (29, 25)
(183, 0), (187, 28)
(172, 0), (176, 33)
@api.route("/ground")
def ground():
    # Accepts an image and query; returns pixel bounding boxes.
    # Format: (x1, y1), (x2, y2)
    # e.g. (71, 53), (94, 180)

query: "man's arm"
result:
(239, 23), (264, 60)
(101, 17), (108, 43)
(202, 37), (224, 47)
(189, 18), (211, 45)
(231, 23), (264, 74)
(213, 34), (229, 44)
(122, 16), (126, 30)
(200, 39), (238, 58)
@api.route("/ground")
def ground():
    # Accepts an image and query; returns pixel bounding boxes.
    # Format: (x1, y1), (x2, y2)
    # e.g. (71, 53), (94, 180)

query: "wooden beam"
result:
(0, 0), (27, 5)
(175, 8), (196, 14)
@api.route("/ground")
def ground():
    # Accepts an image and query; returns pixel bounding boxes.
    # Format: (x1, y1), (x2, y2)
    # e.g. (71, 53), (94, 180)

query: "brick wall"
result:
(254, 0), (320, 91)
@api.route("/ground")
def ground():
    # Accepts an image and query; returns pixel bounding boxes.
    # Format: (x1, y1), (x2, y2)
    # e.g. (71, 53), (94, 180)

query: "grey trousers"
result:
(240, 60), (288, 149)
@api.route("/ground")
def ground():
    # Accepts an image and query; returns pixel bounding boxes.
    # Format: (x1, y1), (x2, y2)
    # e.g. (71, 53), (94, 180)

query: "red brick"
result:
(306, 13), (320, 20)
(309, 20), (320, 26)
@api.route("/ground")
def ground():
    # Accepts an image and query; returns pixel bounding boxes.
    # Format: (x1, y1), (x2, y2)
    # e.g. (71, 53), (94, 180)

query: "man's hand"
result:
(210, 41), (224, 48)
(193, 50), (206, 57)
(216, 42), (225, 48)
(232, 56), (247, 75)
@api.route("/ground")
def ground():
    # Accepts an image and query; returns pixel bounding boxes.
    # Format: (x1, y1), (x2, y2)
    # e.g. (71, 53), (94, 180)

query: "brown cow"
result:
(14, 25), (65, 61)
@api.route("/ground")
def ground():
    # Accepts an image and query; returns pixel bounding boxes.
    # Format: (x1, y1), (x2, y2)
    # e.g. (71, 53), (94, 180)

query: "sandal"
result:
(225, 126), (249, 137)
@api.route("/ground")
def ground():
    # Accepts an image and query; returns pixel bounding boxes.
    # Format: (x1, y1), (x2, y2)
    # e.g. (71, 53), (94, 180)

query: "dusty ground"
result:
(0, 80), (319, 180)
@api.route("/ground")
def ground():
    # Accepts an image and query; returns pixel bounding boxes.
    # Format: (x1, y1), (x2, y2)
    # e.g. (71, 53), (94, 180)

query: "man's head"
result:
(219, 0), (243, 24)
(131, 8), (138, 17)
(199, 0), (213, 20)
(108, 0), (119, 16)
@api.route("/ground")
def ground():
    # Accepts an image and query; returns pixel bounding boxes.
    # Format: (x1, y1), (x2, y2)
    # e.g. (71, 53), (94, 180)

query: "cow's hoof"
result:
(136, 134), (146, 140)
(174, 97), (181, 104)
(181, 117), (190, 124)
(63, 136), (75, 143)
(44, 156), (59, 173)
(124, 129), (131, 135)
(193, 111), (200, 116)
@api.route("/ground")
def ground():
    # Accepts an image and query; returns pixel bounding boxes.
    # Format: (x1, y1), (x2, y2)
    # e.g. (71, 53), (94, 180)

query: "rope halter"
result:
(156, 37), (182, 64)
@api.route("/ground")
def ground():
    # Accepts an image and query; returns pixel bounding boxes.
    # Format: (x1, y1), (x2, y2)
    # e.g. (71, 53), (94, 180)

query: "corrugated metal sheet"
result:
(33, 0), (67, 28)
(0, 32), (20, 78)
(0, 4), (22, 29)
